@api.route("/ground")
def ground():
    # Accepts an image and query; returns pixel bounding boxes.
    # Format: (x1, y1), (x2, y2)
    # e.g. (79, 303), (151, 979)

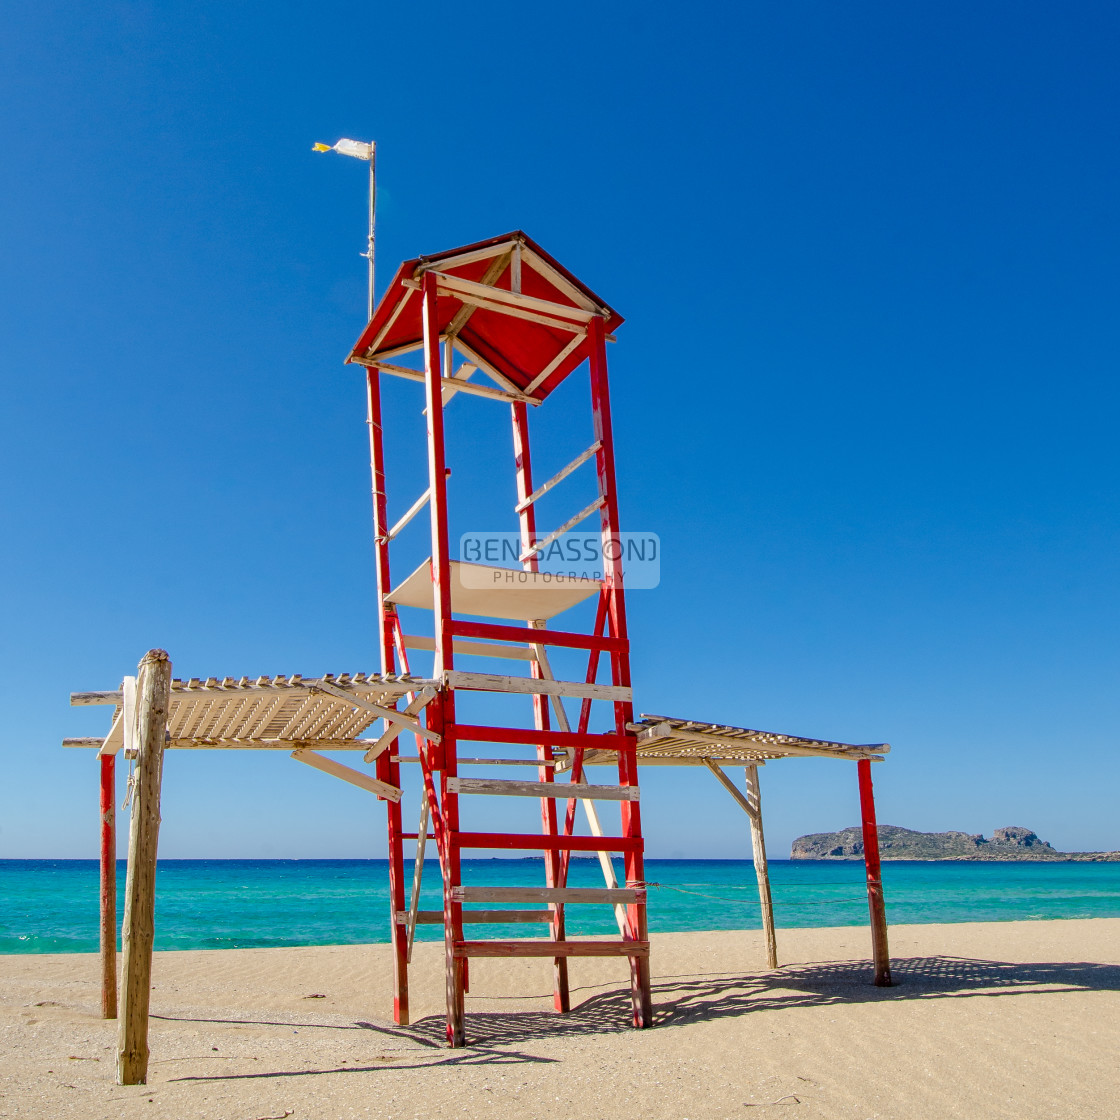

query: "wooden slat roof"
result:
(346, 231), (623, 401)
(66, 673), (439, 752)
(628, 715), (890, 764)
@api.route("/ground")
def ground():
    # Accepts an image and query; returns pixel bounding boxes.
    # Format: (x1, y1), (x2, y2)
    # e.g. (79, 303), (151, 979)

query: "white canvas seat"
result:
(385, 559), (601, 621)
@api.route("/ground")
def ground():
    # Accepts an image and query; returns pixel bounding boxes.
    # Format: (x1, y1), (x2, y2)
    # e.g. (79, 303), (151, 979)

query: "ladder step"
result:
(447, 777), (639, 801)
(396, 909), (553, 924)
(453, 724), (631, 751)
(445, 670), (632, 704)
(455, 886), (644, 905)
(457, 831), (643, 853)
(397, 755), (561, 767)
(454, 940), (650, 958)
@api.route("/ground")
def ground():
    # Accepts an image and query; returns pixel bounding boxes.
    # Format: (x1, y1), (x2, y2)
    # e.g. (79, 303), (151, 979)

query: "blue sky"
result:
(1, 1), (1118, 860)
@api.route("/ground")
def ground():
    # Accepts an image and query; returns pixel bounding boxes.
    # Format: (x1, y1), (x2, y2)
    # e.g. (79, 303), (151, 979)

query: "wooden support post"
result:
(116, 650), (172, 1085)
(744, 764), (778, 969)
(405, 798), (429, 963)
(857, 758), (892, 987)
(99, 753), (117, 1018)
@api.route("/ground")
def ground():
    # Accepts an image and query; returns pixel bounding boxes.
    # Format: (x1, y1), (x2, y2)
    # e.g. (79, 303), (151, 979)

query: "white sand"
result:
(1, 919), (1118, 1119)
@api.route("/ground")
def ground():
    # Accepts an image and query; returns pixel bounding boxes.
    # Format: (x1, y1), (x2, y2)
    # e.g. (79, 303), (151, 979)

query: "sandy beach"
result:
(1, 918), (1118, 1120)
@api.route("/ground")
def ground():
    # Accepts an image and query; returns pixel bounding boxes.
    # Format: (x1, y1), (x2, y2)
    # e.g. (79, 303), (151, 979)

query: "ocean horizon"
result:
(3, 857), (1119, 955)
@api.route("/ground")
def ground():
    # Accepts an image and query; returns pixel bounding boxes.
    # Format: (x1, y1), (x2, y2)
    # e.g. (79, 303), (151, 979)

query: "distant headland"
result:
(790, 825), (1120, 861)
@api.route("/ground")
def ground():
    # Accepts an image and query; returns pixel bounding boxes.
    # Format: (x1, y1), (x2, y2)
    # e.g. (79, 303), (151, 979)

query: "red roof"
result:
(346, 232), (623, 402)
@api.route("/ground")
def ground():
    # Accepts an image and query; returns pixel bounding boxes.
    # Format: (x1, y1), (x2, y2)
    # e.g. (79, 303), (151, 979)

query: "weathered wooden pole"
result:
(99, 753), (118, 1018)
(744, 764), (778, 970)
(117, 649), (172, 1085)
(857, 758), (892, 987)
(702, 760), (779, 969)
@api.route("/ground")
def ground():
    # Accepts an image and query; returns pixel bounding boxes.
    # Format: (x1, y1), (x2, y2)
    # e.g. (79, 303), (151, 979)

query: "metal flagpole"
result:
(312, 137), (377, 318)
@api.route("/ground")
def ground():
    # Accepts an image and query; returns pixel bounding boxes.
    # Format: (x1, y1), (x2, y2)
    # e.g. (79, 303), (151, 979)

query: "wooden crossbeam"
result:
(401, 633), (534, 661)
(519, 244), (600, 313)
(457, 832), (641, 853)
(428, 271), (596, 324)
(96, 709), (125, 758)
(449, 619), (625, 654)
(290, 749), (402, 802)
(407, 275), (590, 334)
(70, 690), (123, 706)
(440, 361), (481, 405)
(362, 284), (415, 356)
(520, 497), (606, 562)
(311, 679), (439, 742)
(165, 738), (374, 750)
(702, 759), (757, 820)
(363, 687), (438, 763)
(449, 338), (541, 404)
(355, 359), (537, 405)
(439, 249), (513, 346)
(524, 333), (585, 395)
(405, 797), (428, 963)
(447, 777), (639, 801)
(453, 940), (649, 958)
(417, 240), (517, 275)
(397, 910), (554, 924)
(444, 671), (630, 703)
(383, 487), (431, 543)
(396, 754), (560, 767)
(454, 886), (644, 905)
(423, 269), (595, 324)
(515, 441), (602, 513)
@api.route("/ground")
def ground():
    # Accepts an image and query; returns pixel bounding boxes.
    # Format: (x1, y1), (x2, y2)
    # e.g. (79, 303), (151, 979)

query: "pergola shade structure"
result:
(67, 231), (893, 1068)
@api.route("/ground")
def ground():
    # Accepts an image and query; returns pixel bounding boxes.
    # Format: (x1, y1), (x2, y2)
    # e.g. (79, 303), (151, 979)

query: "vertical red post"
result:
(367, 369), (410, 1025)
(588, 315), (652, 1027)
(512, 402), (570, 1013)
(421, 273), (464, 1045)
(857, 758), (892, 986)
(99, 753), (117, 1019)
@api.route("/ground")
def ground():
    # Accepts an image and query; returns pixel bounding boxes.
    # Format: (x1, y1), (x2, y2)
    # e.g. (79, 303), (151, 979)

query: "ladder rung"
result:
(445, 670), (632, 704)
(396, 910), (553, 924)
(447, 777), (639, 801)
(457, 832), (642, 853)
(397, 755), (561, 767)
(453, 724), (631, 751)
(401, 634), (535, 661)
(454, 940), (650, 958)
(449, 619), (627, 655)
(454, 886), (644, 905)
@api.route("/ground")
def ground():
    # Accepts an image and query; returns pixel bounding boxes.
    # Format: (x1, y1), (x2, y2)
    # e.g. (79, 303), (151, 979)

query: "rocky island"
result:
(791, 824), (1120, 861)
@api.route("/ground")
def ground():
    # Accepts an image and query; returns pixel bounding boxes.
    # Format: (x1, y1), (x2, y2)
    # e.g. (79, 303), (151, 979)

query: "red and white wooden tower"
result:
(349, 232), (652, 1046)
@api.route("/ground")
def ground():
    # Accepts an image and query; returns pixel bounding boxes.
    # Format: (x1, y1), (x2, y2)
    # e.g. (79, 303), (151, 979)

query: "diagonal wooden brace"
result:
(291, 749), (402, 802)
(702, 758), (760, 821)
(311, 679), (440, 742)
(364, 687), (439, 763)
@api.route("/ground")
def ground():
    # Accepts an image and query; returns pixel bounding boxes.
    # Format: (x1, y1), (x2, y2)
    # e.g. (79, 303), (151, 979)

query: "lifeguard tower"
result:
(66, 230), (893, 1075)
(349, 232), (651, 1046)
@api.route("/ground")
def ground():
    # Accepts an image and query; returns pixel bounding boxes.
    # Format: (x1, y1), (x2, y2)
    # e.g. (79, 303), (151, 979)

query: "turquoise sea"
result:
(3, 859), (1119, 954)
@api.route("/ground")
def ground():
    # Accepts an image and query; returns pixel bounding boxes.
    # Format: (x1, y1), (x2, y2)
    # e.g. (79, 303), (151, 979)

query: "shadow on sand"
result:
(392, 954), (1120, 1047)
(167, 953), (1120, 1078)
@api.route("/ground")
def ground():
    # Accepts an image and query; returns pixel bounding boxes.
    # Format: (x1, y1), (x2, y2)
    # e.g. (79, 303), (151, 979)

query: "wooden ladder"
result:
(410, 661), (652, 1047)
